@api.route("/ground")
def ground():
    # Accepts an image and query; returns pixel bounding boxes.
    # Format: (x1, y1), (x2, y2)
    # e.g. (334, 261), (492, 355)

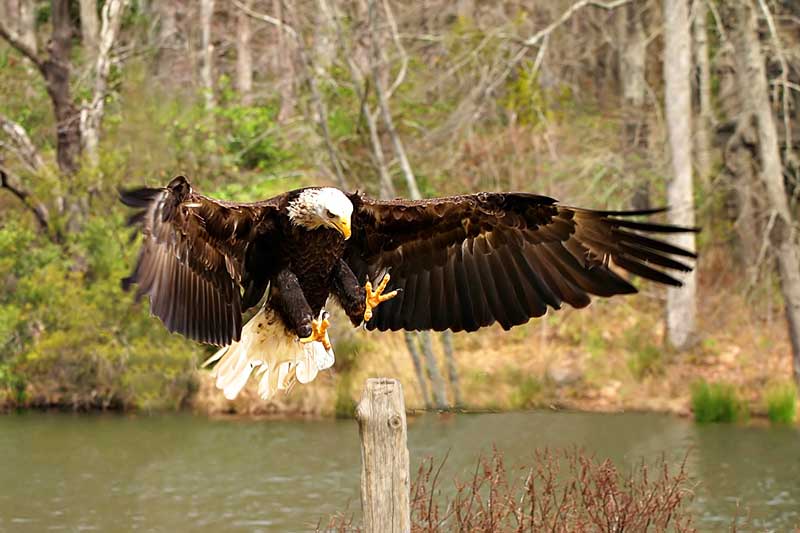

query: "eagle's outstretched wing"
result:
(120, 176), (280, 346)
(346, 192), (697, 333)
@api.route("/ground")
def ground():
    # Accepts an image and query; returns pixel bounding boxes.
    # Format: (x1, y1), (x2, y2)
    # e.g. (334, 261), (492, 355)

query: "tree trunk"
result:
(663, 0), (697, 350)
(46, 0), (81, 177)
(733, 0), (800, 385)
(441, 331), (462, 407)
(1, 0), (19, 36)
(313, 0), (336, 74)
(18, 0), (36, 54)
(618, 2), (650, 210)
(79, 0), (99, 54)
(403, 332), (431, 409)
(200, 0), (215, 111)
(275, 0), (296, 122)
(235, 1), (253, 104)
(82, 0), (128, 165)
(419, 331), (448, 409)
(693, 0), (713, 183)
(155, 0), (178, 72)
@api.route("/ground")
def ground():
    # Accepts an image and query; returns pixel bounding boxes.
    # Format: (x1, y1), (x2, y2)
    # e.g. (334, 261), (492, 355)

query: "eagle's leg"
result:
(299, 310), (332, 351)
(364, 273), (399, 322)
(272, 269), (315, 339)
(331, 259), (369, 326)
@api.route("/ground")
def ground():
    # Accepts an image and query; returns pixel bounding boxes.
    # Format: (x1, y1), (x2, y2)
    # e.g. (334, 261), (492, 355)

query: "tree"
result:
(692, 0), (713, 183)
(79, 0), (100, 55)
(82, 0), (130, 165)
(617, 1), (650, 209)
(0, 0), (81, 177)
(235, 0), (254, 104)
(663, 0), (697, 350)
(730, 0), (800, 385)
(1, 0), (129, 235)
(200, 0), (216, 111)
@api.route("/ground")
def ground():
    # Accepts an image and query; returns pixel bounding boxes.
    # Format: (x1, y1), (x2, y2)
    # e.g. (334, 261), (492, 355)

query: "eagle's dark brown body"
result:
(268, 219), (363, 339)
(121, 176), (698, 348)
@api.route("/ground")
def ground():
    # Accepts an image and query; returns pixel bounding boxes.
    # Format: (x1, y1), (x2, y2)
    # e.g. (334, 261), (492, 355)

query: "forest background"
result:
(1, 0), (799, 419)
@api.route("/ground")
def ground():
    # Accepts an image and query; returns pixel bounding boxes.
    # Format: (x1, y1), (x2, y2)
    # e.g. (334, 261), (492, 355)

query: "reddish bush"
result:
(320, 448), (696, 532)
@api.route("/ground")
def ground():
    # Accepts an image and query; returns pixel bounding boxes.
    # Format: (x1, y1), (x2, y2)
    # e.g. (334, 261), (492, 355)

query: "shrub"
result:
(320, 448), (697, 532)
(627, 344), (663, 380)
(764, 382), (797, 424)
(691, 380), (748, 423)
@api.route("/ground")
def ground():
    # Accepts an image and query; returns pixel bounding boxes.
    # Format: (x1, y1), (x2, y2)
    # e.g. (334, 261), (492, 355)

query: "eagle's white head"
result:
(287, 187), (353, 239)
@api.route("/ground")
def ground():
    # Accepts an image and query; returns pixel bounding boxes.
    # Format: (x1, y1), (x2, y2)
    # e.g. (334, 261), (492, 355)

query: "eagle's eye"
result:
(325, 208), (335, 218)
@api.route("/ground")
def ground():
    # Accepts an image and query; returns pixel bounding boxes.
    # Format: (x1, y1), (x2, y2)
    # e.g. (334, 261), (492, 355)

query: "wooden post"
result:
(356, 378), (411, 533)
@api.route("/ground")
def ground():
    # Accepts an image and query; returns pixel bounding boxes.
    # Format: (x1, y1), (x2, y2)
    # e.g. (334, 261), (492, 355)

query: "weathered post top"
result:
(356, 378), (411, 533)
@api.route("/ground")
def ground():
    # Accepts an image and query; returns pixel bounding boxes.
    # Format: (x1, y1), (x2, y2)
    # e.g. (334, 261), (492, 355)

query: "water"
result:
(0, 411), (797, 532)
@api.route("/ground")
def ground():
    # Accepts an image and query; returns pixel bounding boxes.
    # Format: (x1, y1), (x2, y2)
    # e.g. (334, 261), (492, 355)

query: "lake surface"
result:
(0, 410), (797, 532)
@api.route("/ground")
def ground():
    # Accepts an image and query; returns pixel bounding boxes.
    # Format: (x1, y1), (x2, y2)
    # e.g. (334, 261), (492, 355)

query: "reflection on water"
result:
(0, 410), (797, 532)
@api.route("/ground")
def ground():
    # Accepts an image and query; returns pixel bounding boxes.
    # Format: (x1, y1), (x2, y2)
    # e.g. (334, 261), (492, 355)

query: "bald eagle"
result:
(120, 176), (696, 400)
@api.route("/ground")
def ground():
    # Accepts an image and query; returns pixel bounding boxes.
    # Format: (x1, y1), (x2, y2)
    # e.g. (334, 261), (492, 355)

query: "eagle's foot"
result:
(364, 273), (398, 322)
(299, 311), (332, 351)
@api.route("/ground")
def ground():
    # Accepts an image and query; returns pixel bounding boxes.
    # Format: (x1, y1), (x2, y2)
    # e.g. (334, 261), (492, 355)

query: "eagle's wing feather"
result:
(120, 176), (279, 345)
(346, 192), (697, 332)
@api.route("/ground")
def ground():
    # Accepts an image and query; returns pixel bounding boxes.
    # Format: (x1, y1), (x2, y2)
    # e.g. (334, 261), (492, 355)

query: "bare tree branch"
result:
(0, 20), (45, 73)
(368, 0), (421, 199)
(0, 166), (50, 232)
(277, 0), (347, 188)
(475, 0), (634, 125)
(522, 0), (635, 48)
(232, 0), (298, 38)
(328, 0), (394, 198)
(0, 115), (44, 171)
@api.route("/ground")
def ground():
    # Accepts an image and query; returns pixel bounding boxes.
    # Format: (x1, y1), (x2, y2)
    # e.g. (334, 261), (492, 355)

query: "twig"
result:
(231, 0), (297, 38)
(522, 0), (635, 47)
(749, 209), (778, 288)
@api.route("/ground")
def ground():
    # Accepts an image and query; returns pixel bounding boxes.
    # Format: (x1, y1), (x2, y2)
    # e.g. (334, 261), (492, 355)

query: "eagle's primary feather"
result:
(121, 176), (697, 399)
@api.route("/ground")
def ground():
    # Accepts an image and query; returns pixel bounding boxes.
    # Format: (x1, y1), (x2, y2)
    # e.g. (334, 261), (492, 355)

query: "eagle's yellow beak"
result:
(335, 216), (351, 240)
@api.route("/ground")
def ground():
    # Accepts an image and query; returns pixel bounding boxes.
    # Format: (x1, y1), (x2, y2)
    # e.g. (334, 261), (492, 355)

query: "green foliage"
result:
(627, 345), (663, 380)
(624, 326), (664, 380)
(0, 214), (199, 410)
(334, 375), (357, 418)
(505, 367), (543, 409)
(215, 76), (289, 171)
(502, 63), (548, 126)
(691, 380), (748, 423)
(764, 382), (797, 424)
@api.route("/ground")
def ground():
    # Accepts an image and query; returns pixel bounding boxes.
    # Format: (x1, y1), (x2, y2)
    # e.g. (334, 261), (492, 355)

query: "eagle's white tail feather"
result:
(203, 306), (335, 400)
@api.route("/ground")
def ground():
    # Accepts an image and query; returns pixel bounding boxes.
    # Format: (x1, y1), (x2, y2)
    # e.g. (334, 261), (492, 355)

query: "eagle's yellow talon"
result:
(300, 315), (332, 351)
(364, 273), (398, 322)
